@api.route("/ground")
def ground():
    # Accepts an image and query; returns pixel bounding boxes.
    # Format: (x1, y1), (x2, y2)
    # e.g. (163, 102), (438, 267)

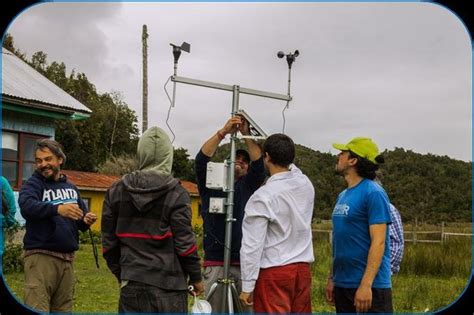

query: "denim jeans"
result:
(119, 280), (188, 313)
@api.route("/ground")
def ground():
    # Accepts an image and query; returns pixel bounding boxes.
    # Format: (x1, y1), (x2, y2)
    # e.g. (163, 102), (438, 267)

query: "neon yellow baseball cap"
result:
(332, 137), (380, 164)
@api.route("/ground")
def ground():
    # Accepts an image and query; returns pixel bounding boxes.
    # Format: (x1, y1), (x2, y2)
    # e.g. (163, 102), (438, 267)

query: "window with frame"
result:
(2, 130), (48, 189)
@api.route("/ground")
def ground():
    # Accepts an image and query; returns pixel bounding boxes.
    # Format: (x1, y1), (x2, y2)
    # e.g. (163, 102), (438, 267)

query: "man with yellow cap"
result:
(325, 137), (393, 313)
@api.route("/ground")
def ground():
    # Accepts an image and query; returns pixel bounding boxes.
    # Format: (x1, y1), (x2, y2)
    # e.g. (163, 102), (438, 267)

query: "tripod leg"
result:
(221, 282), (228, 313)
(231, 282), (245, 313)
(206, 281), (219, 301)
(228, 282), (234, 314)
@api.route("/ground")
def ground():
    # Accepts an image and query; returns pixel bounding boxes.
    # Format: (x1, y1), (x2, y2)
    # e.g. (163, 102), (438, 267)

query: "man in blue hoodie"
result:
(19, 139), (97, 313)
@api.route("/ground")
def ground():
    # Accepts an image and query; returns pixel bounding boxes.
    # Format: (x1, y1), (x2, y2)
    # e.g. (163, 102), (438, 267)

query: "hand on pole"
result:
(221, 116), (242, 135)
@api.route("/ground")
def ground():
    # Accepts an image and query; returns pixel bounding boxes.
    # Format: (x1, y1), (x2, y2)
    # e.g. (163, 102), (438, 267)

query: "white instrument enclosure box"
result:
(209, 197), (226, 214)
(205, 162), (228, 190)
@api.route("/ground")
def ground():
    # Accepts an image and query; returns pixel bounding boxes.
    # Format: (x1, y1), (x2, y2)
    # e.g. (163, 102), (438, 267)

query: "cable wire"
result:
(89, 229), (99, 269)
(281, 100), (290, 134)
(163, 76), (176, 143)
(201, 211), (232, 252)
(282, 65), (292, 134)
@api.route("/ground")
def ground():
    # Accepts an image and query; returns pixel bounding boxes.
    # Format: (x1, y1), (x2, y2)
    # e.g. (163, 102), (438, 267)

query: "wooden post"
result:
(441, 221), (445, 244)
(413, 217), (418, 245)
(142, 25), (148, 133)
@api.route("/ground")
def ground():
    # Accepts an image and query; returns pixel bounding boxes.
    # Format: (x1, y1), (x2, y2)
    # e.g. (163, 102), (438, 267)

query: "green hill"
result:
(212, 143), (471, 223)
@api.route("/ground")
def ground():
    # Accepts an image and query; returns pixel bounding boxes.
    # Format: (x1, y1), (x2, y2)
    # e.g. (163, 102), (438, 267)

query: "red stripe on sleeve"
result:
(116, 231), (173, 240)
(179, 244), (198, 257)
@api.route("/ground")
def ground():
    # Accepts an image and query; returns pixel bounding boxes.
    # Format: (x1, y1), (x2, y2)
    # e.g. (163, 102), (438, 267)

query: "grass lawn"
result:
(310, 274), (470, 313)
(4, 240), (471, 313)
(4, 244), (119, 313)
(310, 235), (471, 313)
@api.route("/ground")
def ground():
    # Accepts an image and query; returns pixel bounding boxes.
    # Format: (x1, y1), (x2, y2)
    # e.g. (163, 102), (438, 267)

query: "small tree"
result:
(97, 154), (139, 176)
(172, 147), (196, 182)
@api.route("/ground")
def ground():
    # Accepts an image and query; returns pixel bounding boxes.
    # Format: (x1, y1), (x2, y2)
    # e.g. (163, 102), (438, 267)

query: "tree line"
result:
(4, 34), (140, 171)
(4, 35), (471, 223)
(213, 143), (471, 224)
(298, 145), (471, 223)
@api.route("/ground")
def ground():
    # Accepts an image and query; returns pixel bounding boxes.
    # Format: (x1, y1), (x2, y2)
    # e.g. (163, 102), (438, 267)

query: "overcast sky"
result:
(6, 2), (472, 161)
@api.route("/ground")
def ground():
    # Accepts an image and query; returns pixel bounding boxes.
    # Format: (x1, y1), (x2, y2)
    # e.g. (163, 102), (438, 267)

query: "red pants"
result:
(254, 262), (312, 313)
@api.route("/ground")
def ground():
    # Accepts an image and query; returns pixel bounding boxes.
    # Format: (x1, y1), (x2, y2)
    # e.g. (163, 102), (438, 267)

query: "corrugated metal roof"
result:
(61, 169), (199, 196)
(180, 180), (199, 196)
(2, 48), (91, 114)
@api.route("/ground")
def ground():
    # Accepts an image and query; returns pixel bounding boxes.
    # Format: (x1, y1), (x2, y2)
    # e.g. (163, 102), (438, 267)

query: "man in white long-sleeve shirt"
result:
(239, 133), (315, 313)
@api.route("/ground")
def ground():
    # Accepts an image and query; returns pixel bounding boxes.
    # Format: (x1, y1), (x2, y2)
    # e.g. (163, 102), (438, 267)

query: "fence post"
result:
(441, 221), (445, 244)
(413, 218), (418, 245)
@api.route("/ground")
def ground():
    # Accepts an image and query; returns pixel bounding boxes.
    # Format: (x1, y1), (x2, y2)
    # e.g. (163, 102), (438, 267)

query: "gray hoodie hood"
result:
(123, 127), (177, 212)
(138, 126), (173, 175)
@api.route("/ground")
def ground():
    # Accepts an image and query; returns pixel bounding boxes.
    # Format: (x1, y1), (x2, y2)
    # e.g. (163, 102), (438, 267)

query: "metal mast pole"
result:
(221, 85), (240, 312)
(142, 24), (148, 133)
(170, 46), (296, 312)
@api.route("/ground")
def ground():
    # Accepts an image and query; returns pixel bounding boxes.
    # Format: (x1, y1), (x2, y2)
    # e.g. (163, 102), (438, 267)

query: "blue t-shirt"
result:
(332, 178), (392, 288)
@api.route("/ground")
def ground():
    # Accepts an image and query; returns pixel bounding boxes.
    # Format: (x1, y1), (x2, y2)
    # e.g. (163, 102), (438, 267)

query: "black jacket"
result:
(195, 150), (265, 263)
(101, 171), (202, 290)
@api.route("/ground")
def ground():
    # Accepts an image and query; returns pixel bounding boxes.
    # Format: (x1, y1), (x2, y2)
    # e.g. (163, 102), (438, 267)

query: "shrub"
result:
(98, 154), (138, 176)
(193, 224), (204, 259)
(3, 225), (25, 274)
(3, 243), (24, 273)
(193, 224), (203, 239)
(79, 230), (101, 245)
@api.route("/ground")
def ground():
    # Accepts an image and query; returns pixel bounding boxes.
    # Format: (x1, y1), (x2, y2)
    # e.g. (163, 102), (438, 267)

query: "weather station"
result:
(167, 41), (300, 313)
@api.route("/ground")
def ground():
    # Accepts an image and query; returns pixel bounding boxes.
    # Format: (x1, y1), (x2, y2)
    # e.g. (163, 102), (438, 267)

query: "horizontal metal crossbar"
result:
(171, 75), (291, 101)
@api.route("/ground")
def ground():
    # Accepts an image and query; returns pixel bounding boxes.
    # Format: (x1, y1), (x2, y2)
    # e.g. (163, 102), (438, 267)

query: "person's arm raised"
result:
(201, 116), (242, 157)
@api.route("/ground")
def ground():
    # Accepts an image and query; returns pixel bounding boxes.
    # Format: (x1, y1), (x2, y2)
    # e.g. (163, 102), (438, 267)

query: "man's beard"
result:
(40, 166), (59, 180)
(334, 164), (346, 176)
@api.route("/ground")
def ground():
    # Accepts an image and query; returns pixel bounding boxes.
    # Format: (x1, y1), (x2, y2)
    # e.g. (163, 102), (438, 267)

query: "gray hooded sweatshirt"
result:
(101, 127), (202, 290)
